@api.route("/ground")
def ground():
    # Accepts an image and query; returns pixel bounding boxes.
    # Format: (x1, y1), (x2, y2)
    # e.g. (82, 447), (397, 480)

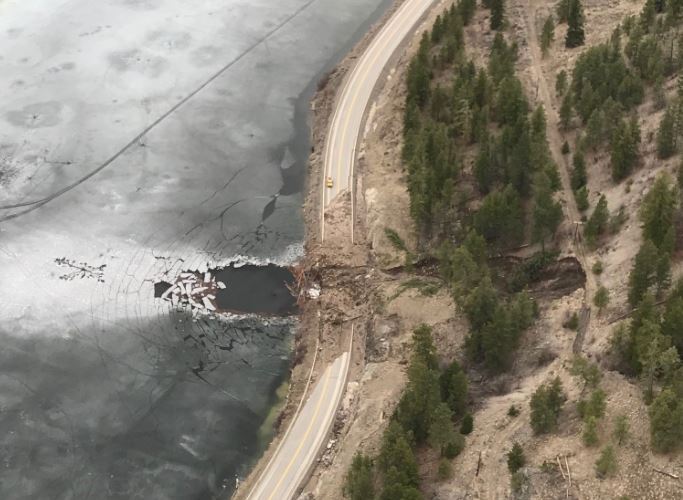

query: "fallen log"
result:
(653, 467), (679, 480)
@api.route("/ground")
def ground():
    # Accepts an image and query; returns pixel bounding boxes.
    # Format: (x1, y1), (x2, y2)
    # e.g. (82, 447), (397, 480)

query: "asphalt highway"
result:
(321, 0), (436, 241)
(248, 1), (435, 498)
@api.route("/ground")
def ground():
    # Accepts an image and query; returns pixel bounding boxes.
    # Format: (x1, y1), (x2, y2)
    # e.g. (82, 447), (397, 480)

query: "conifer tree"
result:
(530, 377), (566, 434)
(628, 240), (663, 306)
(595, 445), (618, 477)
(344, 453), (375, 500)
(507, 443), (526, 473)
(428, 402), (458, 455)
(657, 108), (677, 159)
(594, 286), (610, 314)
(557, 0), (571, 22)
(532, 172), (563, 249)
(571, 150), (587, 190)
(565, 0), (585, 48)
(556, 70), (568, 95)
(649, 389), (683, 452)
(458, 0), (477, 25)
(439, 360), (468, 417)
(541, 16), (555, 55)
(640, 174), (679, 254)
(490, 0), (504, 30)
(611, 117), (640, 181)
(662, 297), (683, 357)
(584, 194), (609, 245)
(583, 416), (599, 446)
(612, 414), (630, 445)
(560, 93), (573, 129)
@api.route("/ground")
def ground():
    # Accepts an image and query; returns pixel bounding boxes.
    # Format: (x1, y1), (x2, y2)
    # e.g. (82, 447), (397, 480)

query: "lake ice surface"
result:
(0, 0), (388, 498)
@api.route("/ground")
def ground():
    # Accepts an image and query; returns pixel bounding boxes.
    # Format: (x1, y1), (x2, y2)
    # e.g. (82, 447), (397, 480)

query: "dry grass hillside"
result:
(300, 0), (683, 499)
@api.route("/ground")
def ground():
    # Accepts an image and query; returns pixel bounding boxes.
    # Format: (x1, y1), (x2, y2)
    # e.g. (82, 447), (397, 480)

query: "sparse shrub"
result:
(562, 140), (570, 154)
(594, 286), (610, 314)
(564, 312), (580, 330)
(508, 405), (520, 417)
(437, 457), (453, 480)
(460, 413), (474, 435)
(592, 261), (603, 275)
(510, 470), (528, 495)
(595, 445), (617, 478)
(577, 389), (607, 422)
(507, 442), (526, 473)
(570, 356), (602, 388)
(612, 414), (630, 445)
(443, 434), (465, 458)
(583, 416), (599, 446)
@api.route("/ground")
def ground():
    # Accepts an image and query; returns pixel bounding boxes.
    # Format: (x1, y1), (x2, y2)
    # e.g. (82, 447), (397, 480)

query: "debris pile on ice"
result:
(159, 271), (226, 314)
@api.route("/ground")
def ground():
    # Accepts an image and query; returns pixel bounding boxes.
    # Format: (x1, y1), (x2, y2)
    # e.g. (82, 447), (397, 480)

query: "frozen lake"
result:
(0, 0), (388, 498)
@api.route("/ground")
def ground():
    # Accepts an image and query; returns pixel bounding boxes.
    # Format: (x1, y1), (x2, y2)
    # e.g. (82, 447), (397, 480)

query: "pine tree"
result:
(662, 297), (683, 357)
(530, 377), (566, 434)
(649, 389), (683, 452)
(541, 16), (555, 55)
(578, 389), (607, 420)
(557, 0), (571, 22)
(565, 0), (585, 48)
(439, 360), (468, 417)
(460, 413), (474, 434)
(584, 194), (609, 246)
(560, 93), (573, 129)
(628, 240), (661, 306)
(532, 172), (563, 248)
(571, 150), (587, 190)
(474, 186), (524, 249)
(507, 443), (526, 473)
(570, 356), (602, 389)
(593, 286), (610, 314)
(636, 321), (678, 402)
(640, 174), (679, 254)
(556, 70), (568, 95)
(344, 453), (375, 500)
(428, 402), (458, 455)
(474, 139), (495, 194)
(612, 414), (630, 445)
(490, 0), (505, 30)
(583, 416), (599, 446)
(458, 0), (477, 25)
(595, 445), (618, 478)
(657, 108), (677, 159)
(575, 186), (589, 211)
(611, 117), (640, 181)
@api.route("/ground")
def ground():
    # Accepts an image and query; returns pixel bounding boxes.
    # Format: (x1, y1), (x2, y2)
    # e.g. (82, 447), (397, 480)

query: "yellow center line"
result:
(265, 362), (334, 500)
(335, 0), (427, 194)
(327, 0), (416, 191)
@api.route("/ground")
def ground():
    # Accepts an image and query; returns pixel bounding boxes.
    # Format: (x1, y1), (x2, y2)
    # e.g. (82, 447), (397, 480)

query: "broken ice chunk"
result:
(202, 297), (216, 311)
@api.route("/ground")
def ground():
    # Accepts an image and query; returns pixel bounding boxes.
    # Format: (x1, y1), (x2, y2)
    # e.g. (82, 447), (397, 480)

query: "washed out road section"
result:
(250, 0), (437, 497)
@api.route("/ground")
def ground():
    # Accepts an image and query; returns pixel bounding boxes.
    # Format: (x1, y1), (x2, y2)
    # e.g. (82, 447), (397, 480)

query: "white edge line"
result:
(246, 337), (320, 500)
(288, 324), (354, 499)
(321, 0), (418, 242)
